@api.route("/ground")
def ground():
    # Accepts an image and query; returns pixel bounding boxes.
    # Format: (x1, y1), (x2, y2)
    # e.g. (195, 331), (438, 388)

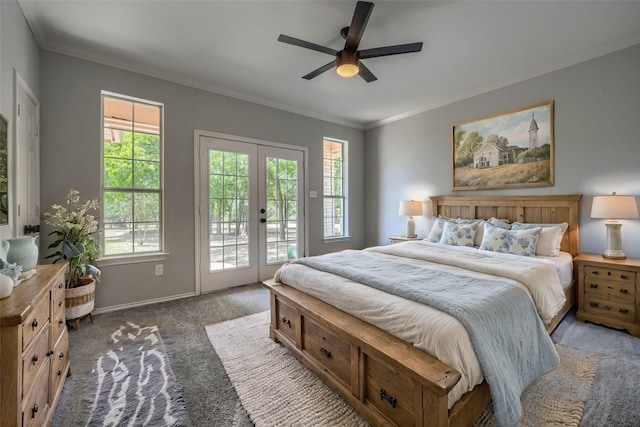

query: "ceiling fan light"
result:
(336, 63), (359, 78)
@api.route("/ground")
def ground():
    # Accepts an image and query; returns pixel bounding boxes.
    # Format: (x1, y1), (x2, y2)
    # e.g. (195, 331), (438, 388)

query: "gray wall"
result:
(39, 51), (365, 310)
(0, 0), (40, 240)
(365, 43), (640, 259)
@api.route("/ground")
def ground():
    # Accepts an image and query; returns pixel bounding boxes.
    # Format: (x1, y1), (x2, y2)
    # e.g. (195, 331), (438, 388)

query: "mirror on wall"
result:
(0, 115), (8, 225)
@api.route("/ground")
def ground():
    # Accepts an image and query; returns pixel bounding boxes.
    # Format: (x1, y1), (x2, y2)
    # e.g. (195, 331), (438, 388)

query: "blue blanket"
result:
(291, 250), (559, 427)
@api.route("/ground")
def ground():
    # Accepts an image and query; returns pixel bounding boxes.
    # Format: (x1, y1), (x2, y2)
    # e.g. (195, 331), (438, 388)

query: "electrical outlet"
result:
(155, 264), (164, 276)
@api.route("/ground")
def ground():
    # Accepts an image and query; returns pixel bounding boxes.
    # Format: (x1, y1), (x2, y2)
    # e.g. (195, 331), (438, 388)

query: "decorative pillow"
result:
(510, 222), (568, 257)
(426, 216), (447, 242)
(489, 217), (512, 229)
(473, 220), (488, 247)
(439, 221), (479, 247)
(479, 223), (542, 257)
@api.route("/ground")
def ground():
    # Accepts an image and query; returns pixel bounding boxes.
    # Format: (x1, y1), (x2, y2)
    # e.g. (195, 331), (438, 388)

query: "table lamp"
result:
(591, 192), (639, 259)
(398, 201), (422, 238)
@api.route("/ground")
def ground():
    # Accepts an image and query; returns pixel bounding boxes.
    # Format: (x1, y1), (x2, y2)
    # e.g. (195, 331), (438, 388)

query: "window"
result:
(323, 138), (347, 239)
(102, 92), (163, 256)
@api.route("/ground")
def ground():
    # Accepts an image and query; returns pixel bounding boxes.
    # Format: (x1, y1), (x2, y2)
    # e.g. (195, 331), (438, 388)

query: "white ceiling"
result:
(18, 1), (640, 130)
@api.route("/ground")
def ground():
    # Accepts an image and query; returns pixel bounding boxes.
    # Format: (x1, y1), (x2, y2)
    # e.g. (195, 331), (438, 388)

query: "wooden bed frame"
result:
(264, 194), (582, 427)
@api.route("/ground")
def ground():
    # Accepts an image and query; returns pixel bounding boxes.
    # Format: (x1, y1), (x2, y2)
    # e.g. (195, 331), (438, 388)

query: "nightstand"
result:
(575, 253), (640, 337)
(388, 236), (422, 244)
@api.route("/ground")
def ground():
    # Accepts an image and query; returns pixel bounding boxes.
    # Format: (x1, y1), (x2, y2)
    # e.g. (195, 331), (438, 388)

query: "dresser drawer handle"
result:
(320, 347), (332, 359)
(58, 283), (63, 289)
(31, 403), (38, 418)
(59, 301), (63, 307)
(621, 274), (628, 279)
(31, 354), (38, 365)
(379, 388), (397, 408)
(57, 369), (62, 376)
(47, 350), (54, 356)
(59, 351), (65, 359)
(608, 272), (611, 276)
(59, 319), (64, 325)
(589, 302), (599, 308)
(589, 283), (598, 289)
(280, 316), (291, 328)
(620, 289), (629, 294)
(31, 319), (38, 330)
(620, 308), (629, 314)
(591, 270), (599, 275)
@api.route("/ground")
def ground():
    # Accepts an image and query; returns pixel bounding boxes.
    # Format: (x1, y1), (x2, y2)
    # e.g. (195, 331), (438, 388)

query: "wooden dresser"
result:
(1, 264), (70, 427)
(575, 253), (640, 337)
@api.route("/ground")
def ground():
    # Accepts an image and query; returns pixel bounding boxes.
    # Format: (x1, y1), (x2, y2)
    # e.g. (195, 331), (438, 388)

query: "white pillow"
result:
(425, 216), (447, 242)
(489, 217), (512, 229)
(510, 222), (568, 257)
(439, 221), (479, 247)
(473, 220), (487, 247)
(479, 223), (542, 257)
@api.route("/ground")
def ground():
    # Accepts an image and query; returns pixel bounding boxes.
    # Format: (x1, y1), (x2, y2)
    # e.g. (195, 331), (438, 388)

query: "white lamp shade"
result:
(398, 201), (423, 217)
(591, 195), (639, 219)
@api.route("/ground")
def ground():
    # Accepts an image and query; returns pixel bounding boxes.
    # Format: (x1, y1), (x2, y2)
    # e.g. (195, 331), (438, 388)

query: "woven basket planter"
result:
(65, 277), (96, 321)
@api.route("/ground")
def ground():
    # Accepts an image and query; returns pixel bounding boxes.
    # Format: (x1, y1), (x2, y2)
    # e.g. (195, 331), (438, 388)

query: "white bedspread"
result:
(275, 241), (567, 409)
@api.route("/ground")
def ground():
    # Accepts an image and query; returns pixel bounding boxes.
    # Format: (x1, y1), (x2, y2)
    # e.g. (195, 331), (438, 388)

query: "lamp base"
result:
(603, 222), (626, 260)
(405, 217), (416, 238)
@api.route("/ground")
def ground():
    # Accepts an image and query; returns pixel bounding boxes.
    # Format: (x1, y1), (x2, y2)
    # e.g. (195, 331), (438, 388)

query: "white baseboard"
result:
(92, 292), (197, 315)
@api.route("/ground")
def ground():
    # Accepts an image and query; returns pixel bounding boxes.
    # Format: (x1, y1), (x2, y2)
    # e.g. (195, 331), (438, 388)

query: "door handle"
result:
(260, 208), (266, 213)
(260, 218), (266, 223)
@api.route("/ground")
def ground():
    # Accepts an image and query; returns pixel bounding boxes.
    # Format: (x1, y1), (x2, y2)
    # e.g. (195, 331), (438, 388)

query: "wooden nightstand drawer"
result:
(584, 279), (635, 301)
(584, 265), (636, 285)
(302, 316), (352, 387)
(584, 294), (635, 321)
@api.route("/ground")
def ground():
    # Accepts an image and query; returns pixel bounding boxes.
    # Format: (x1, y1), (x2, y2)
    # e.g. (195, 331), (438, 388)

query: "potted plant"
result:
(42, 189), (101, 323)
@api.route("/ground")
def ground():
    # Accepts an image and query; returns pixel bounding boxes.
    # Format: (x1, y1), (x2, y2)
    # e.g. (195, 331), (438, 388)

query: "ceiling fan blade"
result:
(344, 1), (374, 52)
(358, 42), (423, 59)
(358, 62), (377, 83)
(278, 34), (338, 56)
(302, 61), (336, 80)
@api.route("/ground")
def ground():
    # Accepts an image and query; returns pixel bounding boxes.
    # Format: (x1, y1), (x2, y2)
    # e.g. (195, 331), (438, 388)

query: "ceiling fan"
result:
(278, 1), (423, 83)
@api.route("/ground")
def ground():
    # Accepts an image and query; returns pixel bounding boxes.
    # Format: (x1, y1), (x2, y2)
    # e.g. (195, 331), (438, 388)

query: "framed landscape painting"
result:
(452, 100), (554, 191)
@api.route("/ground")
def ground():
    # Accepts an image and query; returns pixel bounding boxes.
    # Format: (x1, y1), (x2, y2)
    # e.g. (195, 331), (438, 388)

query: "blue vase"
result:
(6, 236), (39, 271)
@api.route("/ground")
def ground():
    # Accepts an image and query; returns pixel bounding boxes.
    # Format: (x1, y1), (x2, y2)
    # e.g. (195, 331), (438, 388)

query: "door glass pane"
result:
(265, 157), (298, 264)
(209, 149), (250, 271)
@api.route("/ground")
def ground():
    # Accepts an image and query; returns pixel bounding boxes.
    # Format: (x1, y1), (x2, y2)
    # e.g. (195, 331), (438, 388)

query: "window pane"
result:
(133, 192), (160, 222)
(104, 158), (132, 188)
(133, 133), (160, 161)
(133, 160), (160, 189)
(104, 191), (132, 223)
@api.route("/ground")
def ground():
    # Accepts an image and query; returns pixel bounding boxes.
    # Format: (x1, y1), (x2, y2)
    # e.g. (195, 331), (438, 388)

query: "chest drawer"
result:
(584, 294), (635, 322)
(363, 352), (419, 427)
(22, 324), (51, 396)
(21, 294), (50, 352)
(301, 316), (352, 387)
(22, 358), (50, 427)
(51, 328), (70, 397)
(585, 265), (636, 285)
(274, 298), (298, 344)
(584, 278), (635, 301)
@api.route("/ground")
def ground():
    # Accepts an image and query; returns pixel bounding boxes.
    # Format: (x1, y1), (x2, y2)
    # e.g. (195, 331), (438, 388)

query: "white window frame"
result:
(99, 91), (166, 265)
(322, 137), (349, 242)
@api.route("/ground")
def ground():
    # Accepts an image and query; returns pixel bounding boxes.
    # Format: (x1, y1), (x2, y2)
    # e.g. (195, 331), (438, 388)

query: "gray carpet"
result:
(53, 284), (640, 426)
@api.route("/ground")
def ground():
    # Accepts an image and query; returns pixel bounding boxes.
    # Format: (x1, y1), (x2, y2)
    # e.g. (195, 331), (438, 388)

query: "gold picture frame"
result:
(452, 100), (554, 191)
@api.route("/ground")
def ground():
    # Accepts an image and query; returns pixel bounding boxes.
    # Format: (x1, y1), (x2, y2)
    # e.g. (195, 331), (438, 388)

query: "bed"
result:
(264, 194), (582, 427)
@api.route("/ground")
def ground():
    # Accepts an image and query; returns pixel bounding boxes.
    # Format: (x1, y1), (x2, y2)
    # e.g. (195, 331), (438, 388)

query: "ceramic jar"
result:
(0, 273), (12, 298)
(6, 236), (39, 271)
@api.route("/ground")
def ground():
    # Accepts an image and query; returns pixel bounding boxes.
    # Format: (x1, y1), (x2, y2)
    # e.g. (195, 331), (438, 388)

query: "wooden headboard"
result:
(430, 194), (583, 257)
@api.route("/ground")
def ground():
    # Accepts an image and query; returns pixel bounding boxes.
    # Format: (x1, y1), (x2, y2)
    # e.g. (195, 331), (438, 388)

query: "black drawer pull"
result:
(620, 308), (629, 314)
(589, 283), (598, 288)
(280, 316), (291, 328)
(59, 351), (65, 359)
(57, 369), (62, 376)
(591, 270), (599, 275)
(47, 350), (54, 356)
(31, 319), (38, 330)
(59, 301), (63, 307)
(379, 388), (397, 408)
(58, 283), (63, 289)
(621, 274), (628, 279)
(320, 347), (331, 358)
(59, 319), (64, 325)
(31, 354), (38, 365)
(31, 403), (38, 418)
(590, 302), (599, 308)
(608, 272), (611, 276)
(620, 289), (629, 294)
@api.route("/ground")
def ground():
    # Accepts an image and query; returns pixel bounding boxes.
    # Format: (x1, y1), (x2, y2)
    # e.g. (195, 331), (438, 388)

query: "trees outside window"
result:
(323, 139), (347, 239)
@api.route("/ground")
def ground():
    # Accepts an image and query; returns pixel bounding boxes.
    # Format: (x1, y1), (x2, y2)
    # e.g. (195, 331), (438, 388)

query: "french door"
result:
(196, 133), (305, 292)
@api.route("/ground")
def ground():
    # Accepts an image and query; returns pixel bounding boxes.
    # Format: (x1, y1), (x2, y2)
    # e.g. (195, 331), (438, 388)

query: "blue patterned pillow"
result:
(426, 217), (447, 242)
(439, 221), (480, 247)
(510, 222), (568, 257)
(479, 223), (542, 257)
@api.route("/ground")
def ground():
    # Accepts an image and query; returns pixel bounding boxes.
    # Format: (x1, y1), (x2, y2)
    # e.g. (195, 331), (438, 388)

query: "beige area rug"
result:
(206, 311), (596, 427)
